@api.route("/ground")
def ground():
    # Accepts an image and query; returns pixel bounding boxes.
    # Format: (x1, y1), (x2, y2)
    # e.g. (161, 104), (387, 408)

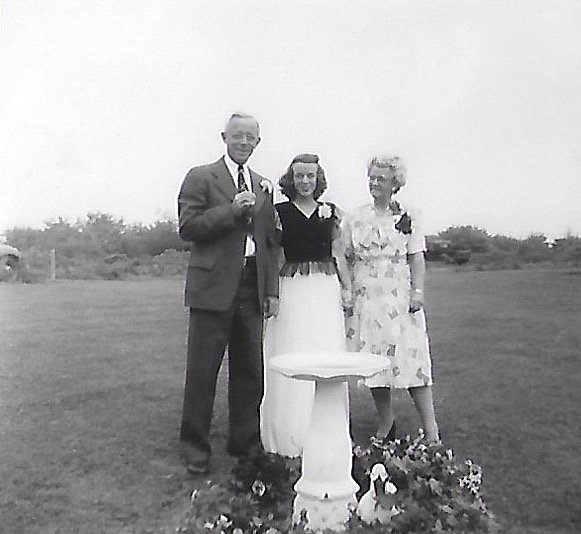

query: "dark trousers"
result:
(180, 260), (263, 466)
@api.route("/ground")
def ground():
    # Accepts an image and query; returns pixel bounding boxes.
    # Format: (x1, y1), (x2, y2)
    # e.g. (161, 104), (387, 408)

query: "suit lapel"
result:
(250, 170), (265, 214)
(210, 159), (266, 216)
(211, 157), (237, 199)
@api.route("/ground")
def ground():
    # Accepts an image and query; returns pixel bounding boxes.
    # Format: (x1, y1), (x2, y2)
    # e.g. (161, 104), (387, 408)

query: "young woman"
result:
(260, 153), (349, 457)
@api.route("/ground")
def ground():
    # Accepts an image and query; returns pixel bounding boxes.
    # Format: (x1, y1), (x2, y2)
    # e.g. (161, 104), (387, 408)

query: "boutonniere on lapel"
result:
(390, 200), (413, 235)
(317, 203), (333, 219)
(260, 179), (273, 194)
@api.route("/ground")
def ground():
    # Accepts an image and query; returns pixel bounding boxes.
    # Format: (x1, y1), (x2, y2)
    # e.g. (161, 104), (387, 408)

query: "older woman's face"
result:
(292, 162), (318, 198)
(368, 165), (398, 199)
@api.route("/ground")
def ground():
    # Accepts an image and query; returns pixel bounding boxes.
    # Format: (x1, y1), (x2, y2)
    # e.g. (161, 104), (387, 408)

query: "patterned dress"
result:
(342, 203), (433, 388)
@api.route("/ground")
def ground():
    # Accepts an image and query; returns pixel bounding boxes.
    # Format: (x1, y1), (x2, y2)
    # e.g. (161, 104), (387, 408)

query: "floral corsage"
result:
(395, 212), (412, 234)
(317, 203), (333, 219)
(390, 200), (412, 234)
(260, 179), (273, 194)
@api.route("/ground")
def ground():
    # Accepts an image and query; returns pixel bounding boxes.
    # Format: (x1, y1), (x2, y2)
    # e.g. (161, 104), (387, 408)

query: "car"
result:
(0, 242), (21, 282)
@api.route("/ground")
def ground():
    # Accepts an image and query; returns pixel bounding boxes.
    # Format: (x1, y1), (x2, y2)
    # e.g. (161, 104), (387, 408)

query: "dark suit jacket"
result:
(178, 157), (279, 311)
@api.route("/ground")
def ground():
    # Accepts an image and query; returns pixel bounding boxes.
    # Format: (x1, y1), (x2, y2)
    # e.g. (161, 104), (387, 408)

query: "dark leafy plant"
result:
(231, 451), (300, 508)
(351, 432), (499, 533)
(178, 434), (498, 533)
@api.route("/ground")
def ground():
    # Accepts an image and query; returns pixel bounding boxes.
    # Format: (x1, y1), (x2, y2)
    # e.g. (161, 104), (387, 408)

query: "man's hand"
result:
(264, 296), (279, 319)
(232, 191), (256, 217)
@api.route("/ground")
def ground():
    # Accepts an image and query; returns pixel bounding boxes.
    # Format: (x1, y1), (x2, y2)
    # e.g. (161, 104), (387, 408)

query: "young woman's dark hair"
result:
(279, 153), (328, 200)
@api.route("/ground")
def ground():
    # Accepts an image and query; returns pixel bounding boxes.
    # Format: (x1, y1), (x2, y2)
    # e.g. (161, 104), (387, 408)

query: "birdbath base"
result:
(292, 379), (357, 531)
(293, 493), (356, 532)
(269, 352), (389, 532)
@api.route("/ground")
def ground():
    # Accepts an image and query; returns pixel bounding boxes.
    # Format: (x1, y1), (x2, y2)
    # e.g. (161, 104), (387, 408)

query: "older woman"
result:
(260, 153), (349, 457)
(341, 155), (439, 442)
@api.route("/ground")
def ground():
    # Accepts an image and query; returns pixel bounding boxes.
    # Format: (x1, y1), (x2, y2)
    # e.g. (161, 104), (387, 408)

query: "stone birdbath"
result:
(268, 351), (389, 532)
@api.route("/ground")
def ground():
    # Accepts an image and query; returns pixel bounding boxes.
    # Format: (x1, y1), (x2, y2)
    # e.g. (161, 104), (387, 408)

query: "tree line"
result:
(3, 214), (581, 281)
(428, 225), (581, 268)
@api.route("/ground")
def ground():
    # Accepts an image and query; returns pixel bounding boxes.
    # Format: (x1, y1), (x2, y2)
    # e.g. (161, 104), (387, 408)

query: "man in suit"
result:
(177, 113), (279, 474)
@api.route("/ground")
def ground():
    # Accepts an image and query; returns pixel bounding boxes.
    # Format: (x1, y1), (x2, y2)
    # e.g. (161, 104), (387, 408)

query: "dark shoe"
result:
(376, 421), (397, 442)
(387, 421), (397, 441)
(186, 462), (209, 475)
(181, 443), (210, 475)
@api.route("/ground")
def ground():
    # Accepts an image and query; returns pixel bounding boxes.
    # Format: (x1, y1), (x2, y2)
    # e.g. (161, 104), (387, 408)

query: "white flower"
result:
(318, 203), (333, 219)
(260, 179), (273, 193)
(384, 481), (398, 495)
(252, 479), (266, 496)
(203, 522), (214, 529)
(469, 472), (482, 484)
(233, 529), (244, 534)
(215, 515), (232, 529)
(251, 515), (264, 526)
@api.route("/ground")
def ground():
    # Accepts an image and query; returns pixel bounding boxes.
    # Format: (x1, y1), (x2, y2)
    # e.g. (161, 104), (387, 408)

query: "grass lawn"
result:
(1, 269), (580, 533)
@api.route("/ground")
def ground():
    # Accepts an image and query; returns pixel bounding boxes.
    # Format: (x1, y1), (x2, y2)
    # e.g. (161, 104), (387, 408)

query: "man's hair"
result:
(225, 113), (260, 135)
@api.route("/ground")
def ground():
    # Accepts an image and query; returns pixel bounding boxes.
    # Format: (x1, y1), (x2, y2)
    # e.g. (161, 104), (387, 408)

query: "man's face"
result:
(221, 117), (261, 165)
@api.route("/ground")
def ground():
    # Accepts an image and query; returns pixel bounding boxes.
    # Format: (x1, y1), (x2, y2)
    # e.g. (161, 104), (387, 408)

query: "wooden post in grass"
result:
(50, 249), (56, 281)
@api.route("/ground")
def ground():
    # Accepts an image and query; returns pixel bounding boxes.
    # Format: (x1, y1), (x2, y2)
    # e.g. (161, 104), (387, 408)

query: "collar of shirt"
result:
(224, 153), (251, 190)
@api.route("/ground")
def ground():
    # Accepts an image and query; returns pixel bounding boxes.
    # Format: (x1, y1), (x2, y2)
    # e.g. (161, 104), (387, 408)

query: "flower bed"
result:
(177, 432), (499, 533)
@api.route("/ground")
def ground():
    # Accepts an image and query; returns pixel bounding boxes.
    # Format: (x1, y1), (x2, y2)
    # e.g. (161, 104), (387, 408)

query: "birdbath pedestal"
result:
(269, 351), (389, 532)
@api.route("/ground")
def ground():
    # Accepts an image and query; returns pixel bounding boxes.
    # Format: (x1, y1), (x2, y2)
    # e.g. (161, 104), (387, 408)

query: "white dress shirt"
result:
(224, 153), (256, 257)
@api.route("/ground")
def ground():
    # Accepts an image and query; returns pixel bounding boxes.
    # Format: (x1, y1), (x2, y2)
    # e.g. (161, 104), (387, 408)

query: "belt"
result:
(243, 256), (256, 267)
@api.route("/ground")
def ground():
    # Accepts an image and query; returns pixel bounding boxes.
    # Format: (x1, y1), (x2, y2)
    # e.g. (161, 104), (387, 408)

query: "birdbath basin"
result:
(269, 351), (389, 532)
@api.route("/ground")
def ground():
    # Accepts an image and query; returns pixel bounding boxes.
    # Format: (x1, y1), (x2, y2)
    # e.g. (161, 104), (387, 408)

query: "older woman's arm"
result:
(408, 251), (426, 313)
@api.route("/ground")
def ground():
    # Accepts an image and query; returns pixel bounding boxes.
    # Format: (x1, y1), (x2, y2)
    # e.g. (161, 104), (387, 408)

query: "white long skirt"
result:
(260, 272), (347, 457)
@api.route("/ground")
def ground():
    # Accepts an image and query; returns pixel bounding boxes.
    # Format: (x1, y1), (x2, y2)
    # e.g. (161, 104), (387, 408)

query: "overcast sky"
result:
(1, 0), (580, 239)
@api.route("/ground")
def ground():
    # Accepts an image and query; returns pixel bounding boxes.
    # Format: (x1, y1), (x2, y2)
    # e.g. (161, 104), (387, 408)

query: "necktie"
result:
(237, 165), (247, 193)
(237, 164), (252, 230)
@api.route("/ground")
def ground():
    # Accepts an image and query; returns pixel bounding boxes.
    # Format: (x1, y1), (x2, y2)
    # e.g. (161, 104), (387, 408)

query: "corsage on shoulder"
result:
(317, 203), (333, 219)
(395, 213), (412, 234)
(390, 200), (412, 234)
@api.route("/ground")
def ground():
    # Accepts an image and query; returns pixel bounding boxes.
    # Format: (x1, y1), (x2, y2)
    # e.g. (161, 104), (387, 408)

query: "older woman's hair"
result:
(367, 155), (407, 191)
(279, 153), (328, 200)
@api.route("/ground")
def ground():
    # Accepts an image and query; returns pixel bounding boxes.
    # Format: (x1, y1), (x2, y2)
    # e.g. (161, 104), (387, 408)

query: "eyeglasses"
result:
(368, 175), (397, 184)
(230, 133), (258, 144)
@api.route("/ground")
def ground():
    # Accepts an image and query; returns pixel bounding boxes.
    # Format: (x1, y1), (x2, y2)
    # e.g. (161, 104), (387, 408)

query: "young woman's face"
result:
(368, 165), (398, 200)
(292, 162), (318, 198)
